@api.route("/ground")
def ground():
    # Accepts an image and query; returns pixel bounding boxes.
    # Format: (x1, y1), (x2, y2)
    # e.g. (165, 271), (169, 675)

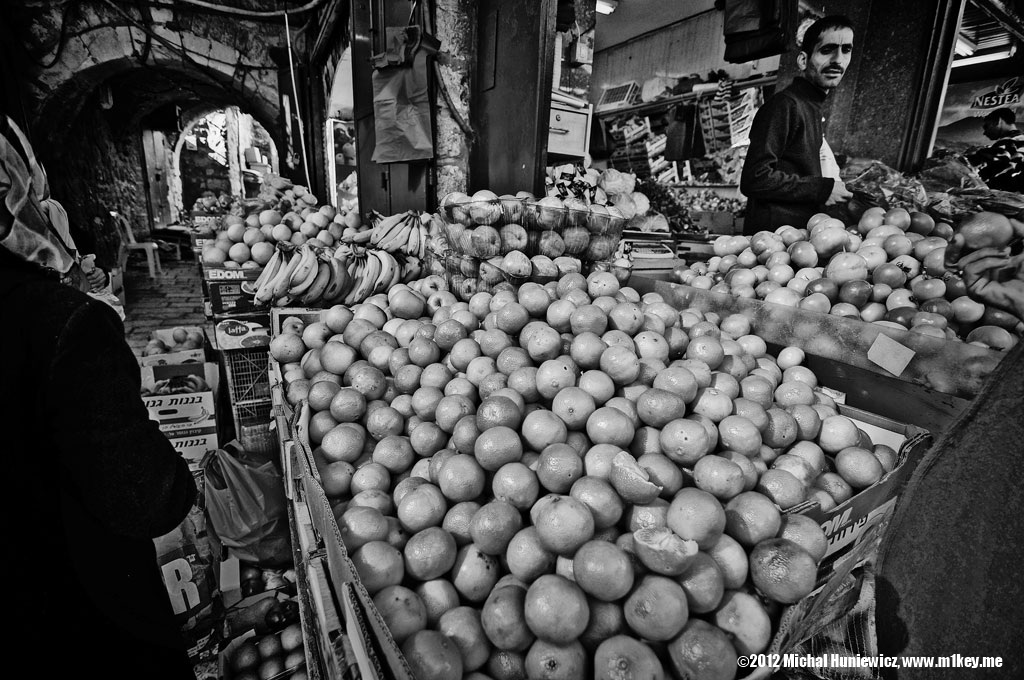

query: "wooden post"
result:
(433, 0), (477, 200)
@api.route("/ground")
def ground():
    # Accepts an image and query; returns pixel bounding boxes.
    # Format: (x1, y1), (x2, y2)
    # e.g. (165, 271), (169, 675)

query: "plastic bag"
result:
(202, 442), (292, 567)
(371, 50), (433, 163)
(598, 168), (636, 196)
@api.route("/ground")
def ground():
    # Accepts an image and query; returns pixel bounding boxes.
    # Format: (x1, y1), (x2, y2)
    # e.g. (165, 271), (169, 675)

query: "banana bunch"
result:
(341, 248), (405, 306)
(252, 244), (352, 308)
(369, 211), (429, 259)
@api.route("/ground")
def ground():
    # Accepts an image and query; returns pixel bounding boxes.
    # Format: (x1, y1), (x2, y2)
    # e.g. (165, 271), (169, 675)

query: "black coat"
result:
(0, 250), (197, 678)
(740, 77), (837, 233)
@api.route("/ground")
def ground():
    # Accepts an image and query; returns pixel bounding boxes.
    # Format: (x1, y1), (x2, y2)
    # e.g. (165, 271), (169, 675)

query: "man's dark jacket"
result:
(0, 249), (197, 678)
(741, 77), (836, 233)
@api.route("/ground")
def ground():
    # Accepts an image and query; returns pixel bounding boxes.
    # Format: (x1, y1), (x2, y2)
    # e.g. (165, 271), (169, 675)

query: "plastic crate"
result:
(223, 347), (271, 404)
(233, 399), (275, 456)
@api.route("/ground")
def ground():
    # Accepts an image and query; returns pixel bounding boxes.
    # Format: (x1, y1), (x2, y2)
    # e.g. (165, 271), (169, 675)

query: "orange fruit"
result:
(372, 435), (415, 473)
(599, 345), (641, 385)
(348, 489), (394, 515)
(660, 418), (711, 466)
(364, 405), (404, 441)
(522, 409), (569, 452)
(755, 469), (806, 510)
(469, 500), (523, 555)
(372, 585), (427, 644)
(818, 414), (860, 453)
(633, 388), (686, 429)
(474, 394), (524, 431)
(401, 629), (463, 680)
(442, 500), (481, 546)
(452, 544), (502, 603)
(706, 532), (748, 590)
(437, 606), (491, 672)
(652, 366), (700, 403)
(526, 325), (564, 363)
(677, 551), (725, 613)
(666, 488), (726, 550)
(535, 359), (577, 400)
(534, 495), (595, 556)
(488, 462), (538, 511)
(594, 635), (664, 680)
(451, 414), (481, 455)
(308, 380), (342, 413)
(716, 414), (762, 457)
(690, 387), (734, 423)
(778, 514), (828, 562)
(601, 328), (635, 351)
(338, 506), (390, 551)
(570, 332), (608, 370)
(474, 425), (524, 471)
(632, 526), (698, 576)
(535, 444), (585, 494)
(572, 540), (635, 601)
(495, 302), (531, 334)
(436, 454), (487, 501)
(351, 540), (404, 595)
(487, 650), (528, 680)
(410, 421), (448, 457)
(772, 453), (817, 486)
(551, 387), (597, 431)
(667, 618), (738, 680)
(415, 579), (461, 627)
(835, 446), (884, 488)
(685, 336), (725, 369)
(636, 452), (683, 497)
(506, 526), (558, 583)
(482, 584), (535, 652)
(723, 490), (781, 547)
(428, 449), (459, 485)
(623, 574), (689, 641)
(873, 444), (898, 472)
(397, 483), (447, 532)
(525, 639), (586, 680)
(712, 590), (772, 655)
(524, 574), (590, 644)
(580, 600), (625, 651)
(774, 380), (816, 408)
(403, 527), (458, 581)
(434, 394), (475, 434)
(586, 406), (636, 448)
(749, 538), (818, 604)
(762, 408), (799, 448)
(350, 462), (391, 495)
(608, 451), (663, 504)
(309, 410), (339, 446)
(692, 455), (745, 501)
(787, 404), (822, 441)
(320, 423), (366, 463)
(625, 498), (670, 533)
(569, 476), (625, 530)
(739, 375), (774, 410)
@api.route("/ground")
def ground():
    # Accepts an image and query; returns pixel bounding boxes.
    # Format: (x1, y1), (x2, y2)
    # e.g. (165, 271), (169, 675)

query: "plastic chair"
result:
(112, 212), (162, 279)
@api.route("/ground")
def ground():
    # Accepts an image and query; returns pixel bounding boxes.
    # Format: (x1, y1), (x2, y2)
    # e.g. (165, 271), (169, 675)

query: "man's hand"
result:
(957, 248), (1024, 322)
(825, 179), (853, 206)
(86, 267), (108, 292)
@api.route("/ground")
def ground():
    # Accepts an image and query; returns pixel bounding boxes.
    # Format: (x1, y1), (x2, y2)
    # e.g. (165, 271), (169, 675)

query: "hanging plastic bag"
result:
(202, 442), (292, 567)
(371, 26), (436, 164)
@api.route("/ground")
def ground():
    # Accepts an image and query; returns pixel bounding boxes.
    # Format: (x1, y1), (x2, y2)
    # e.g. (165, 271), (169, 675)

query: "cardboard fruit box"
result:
(138, 326), (211, 367)
(203, 264), (265, 317)
(142, 362), (220, 464)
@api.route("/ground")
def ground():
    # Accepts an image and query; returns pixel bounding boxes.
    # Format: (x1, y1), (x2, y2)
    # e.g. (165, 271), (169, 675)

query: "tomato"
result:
(950, 296), (985, 324)
(932, 222), (954, 240)
(805, 278), (840, 303)
(867, 225), (903, 241)
(733, 284), (756, 299)
(786, 277), (810, 295)
(922, 246), (947, 277)
(708, 256), (723, 273)
(750, 265), (770, 283)
(911, 311), (948, 329)
(830, 302), (861, 319)
(885, 306), (918, 328)
(872, 263), (907, 289)
(890, 255), (921, 279)
(824, 252), (869, 284)
(765, 252), (791, 269)
(943, 273), (967, 300)
(886, 289), (917, 311)
(810, 227), (849, 259)
(860, 302), (887, 322)
(871, 282), (893, 302)
(691, 275), (714, 290)
(857, 245), (887, 271)
(755, 280), (782, 298)
(884, 208), (911, 230)
(764, 287), (802, 307)
(920, 297), (953, 320)
(912, 236), (947, 261)
(882, 235), (914, 259)
(799, 292), (832, 314)
(908, 212), (936, 236)
(910, 324), (947, 339)
(768, 264), (795, 285)
(858, 207), (886, 235)
(780, 228), (806, 246)
(725, 268), (757, 288)
(671, 264), (690, 284)
(838, 280), (872, 308)
(982, 307), (1023, 331)
(738, 248), (758, 267)
(966, 325), (1017, 350)
(911, 277), (946, 301)
(787, 241), (819, 268)
(691, 262), (709, 276)
(711, 282), (731, 294)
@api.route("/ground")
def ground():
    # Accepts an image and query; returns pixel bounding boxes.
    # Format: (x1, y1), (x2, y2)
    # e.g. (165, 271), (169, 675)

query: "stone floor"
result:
(121, 247), (214, 354)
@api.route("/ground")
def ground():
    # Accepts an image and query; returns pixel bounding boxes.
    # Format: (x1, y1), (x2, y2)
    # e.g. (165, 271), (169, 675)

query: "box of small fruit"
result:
(220, 593), (308, 680)
(138, 326), (210, 366)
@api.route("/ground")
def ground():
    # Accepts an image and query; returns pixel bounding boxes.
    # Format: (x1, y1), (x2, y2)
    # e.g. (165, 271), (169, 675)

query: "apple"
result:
(563, 197), (589, 227)
(533, 196), (565, 230)
(538, 231), (566, 258)
(586, 235), (618, 261)
(419, 274), (448, 298)
(823, 252), (868, 284)
(459, 277), (478, 300)
(553, 257), (582, 275)
(561, 227), (590, 254)
(805, 278), (840, 304)
(471, 225), (501, 258)
(502, 250), (532, 277)
(838, 280), (872, 308)
(587, 203), (610, 234)
(500, 224), (528, 252)
(499, 194), (525, 224)
(479, 259), (505, 285)
(530, 255), (559, 278)
(427, 290), (458, 313)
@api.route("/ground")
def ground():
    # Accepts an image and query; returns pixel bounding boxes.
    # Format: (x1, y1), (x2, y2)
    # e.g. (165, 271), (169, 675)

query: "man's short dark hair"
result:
(800, 15), (854, 54)
(985, 108), (1016, 126)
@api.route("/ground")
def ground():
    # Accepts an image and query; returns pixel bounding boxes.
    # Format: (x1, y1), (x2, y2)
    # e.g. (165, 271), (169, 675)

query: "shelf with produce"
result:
(595, 74), (775, 120)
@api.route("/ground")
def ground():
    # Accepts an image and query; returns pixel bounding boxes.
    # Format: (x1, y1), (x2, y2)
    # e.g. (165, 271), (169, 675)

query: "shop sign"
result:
(969, 76), (1022, 110)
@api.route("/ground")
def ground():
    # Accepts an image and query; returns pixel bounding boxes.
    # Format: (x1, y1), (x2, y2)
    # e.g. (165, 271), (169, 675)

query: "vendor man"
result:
(740, 15), (855, 233)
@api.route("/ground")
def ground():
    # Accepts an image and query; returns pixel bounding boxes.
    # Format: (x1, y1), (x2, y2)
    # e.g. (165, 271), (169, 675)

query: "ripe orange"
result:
(666, 488), (726, 550)
(677, 551), (725, 613)
(623, 574), (689, 641)
(524, 574), (590, 644)
(723, 490), (781, 547)
(652, 366), (700, 403)
(482, 583), (535, 651)
(779, 514), (828, 562)
(659, 418), (711, 466)
(667, 619), (738, 680)
(835, 446), (884, 488)
(350, 540), (404, 595)
(586, 406), (636, 449)
(594, 635), (665, 680)
(437, 454), (486, 502)
(401, 630), (463, 680)
(506, 526), (558, 582)
(762, 408), (799, 448)
(599, 346), (641, 385)
(442, 501), (481, 546)
(320, 423), (366, 463)
(609, 451), (663, 505)
(740, 376), (775, 409)
(522, 409), (568, 452)
(692, 455), (745, 501)
(569, 476), (625, 530)
(818, 414), (861, 453)
(397, 483), (448, 532)
(410, 421), (447, 457)
(535, 359), (577, 400)
(716, 414), (762, 456)
(632, 525), (698, 576)
(712, 590), (772, 655)
(749, 538), (818, 604)
(451, 414), (481, 455)
(350, 462), (391, 496)
(636, 453), (683, 497)
(755, 469), (806, 510)
(551, 387), (597, 431)
(490, 461), (540, 511)
(572, 540), (635, 601)
(690, 387), (734, 423)
(474, 425), (525, 471)
(469, 500), (523, 555)
(437, 606), (491, 672)
(338, 506), (389, 551)
(416, 579), (461, 627)
(706, 532), (749, 590)
(372, 585), (427, 644)
(476, 395), (524, 432)
(534, 495), (595, 556)
(525, 639), (586, 680)
(487, 650), (528, 680)
(535, 444), (585, 494)
(452, 544), (502, 603)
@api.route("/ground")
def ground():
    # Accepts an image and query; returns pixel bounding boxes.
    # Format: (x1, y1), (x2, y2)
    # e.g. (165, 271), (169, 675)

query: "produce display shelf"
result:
(630, 274), (1002, 407)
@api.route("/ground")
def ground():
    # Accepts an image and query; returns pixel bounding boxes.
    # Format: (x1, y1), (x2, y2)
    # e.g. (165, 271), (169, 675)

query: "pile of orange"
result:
(267, 270), (900, 680)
